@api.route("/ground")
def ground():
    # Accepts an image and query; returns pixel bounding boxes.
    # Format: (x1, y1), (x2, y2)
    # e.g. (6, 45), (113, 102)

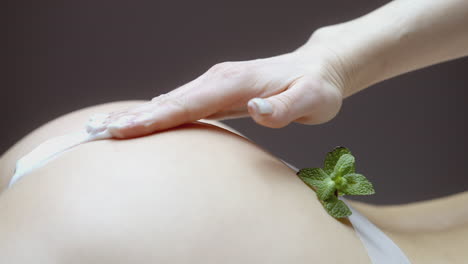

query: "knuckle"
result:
(208, 61), (231, 73)
(151, 92), (170, 102)
(207, 61), (250, 80)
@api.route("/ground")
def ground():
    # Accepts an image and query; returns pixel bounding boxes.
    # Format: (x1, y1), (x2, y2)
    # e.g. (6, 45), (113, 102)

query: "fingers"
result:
(247, 76), (342, 128)
(104, 88), (210, 138)
(95, 61), (258, 138)
(84, 56), (344, 138)
(203, 106), (251, 120)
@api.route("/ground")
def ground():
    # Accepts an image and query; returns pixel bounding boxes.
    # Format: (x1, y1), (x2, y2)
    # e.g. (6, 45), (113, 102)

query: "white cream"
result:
(7, 116), (412, 264)
(86, 113), (110, 134)
(107, 115), (134, 131)
(9, 118), (113, 188)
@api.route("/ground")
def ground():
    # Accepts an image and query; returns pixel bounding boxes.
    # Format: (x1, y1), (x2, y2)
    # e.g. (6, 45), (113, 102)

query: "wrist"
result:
(296, 24), (370, 99)
(301, 0), (468, 99)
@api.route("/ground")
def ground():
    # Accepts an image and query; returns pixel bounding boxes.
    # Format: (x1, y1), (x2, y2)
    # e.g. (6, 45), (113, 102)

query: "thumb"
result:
(247, 76), (342, 128)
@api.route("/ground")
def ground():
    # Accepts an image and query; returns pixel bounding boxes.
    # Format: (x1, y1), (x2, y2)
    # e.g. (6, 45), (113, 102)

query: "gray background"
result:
(4, 0), (467, 204)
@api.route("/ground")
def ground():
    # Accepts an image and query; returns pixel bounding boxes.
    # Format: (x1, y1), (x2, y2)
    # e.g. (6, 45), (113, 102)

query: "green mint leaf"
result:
(333, 153), (355, 177)
(323, 196), (352, 218)
(342, 173), (375, 195)
(298, 146), (375, 219)
(315, 178), (336, 200)
(324, 146), (352, 174)
(297, 168), (329, 189)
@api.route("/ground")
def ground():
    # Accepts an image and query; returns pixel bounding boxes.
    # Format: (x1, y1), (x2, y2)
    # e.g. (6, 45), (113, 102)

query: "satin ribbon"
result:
(8, 124), (411, 264)
(281, 160), (412, 264)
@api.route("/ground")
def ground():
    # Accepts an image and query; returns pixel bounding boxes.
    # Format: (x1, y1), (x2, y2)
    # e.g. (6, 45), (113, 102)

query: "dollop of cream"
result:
(86, 113), (110, 134)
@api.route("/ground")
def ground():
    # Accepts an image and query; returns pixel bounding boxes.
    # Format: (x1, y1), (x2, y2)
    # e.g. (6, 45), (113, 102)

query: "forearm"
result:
(313, 0), (468, 98)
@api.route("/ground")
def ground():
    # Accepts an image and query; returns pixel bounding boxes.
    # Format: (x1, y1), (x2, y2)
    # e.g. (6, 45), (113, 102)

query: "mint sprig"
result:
(297, 146), (375, 218)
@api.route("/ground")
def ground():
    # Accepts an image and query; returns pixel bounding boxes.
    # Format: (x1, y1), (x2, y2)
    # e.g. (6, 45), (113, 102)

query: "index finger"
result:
(100, 62), (256, 138)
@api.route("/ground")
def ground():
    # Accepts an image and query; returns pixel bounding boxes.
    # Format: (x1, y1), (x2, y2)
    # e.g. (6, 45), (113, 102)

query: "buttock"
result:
(0, 101), (405, 263)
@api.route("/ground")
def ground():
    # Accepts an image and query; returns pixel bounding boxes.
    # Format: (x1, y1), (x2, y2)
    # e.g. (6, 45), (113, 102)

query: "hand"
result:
(88, 29), (351, 138)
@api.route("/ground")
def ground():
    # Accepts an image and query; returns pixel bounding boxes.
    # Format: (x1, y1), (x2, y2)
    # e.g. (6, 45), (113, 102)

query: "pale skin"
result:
(1, 0), (468, 263)
(85, 0), (468, 138)
(0, 101), (468, 263)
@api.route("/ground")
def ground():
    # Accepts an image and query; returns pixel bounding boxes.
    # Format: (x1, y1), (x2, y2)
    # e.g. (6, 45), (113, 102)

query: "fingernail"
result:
(249, 98), (273, 114)
(86, 113), (110, 134)
(107, 115), (134, 130)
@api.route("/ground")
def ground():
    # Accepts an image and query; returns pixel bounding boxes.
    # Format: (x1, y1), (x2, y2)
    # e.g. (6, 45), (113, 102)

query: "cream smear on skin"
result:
(8, 114), (113, 188)
(6, 113), (412, 264)
(10, 110), (160, 188)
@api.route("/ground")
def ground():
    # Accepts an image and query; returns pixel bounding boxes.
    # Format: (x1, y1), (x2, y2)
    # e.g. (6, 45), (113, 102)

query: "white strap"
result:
(343, 199), (412, 264)
(8, 123), (411, 264)
(280, 159), (412, 264)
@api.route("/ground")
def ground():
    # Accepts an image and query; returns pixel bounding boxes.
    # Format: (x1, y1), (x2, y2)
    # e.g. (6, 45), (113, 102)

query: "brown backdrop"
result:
(4, 0), (468, 204)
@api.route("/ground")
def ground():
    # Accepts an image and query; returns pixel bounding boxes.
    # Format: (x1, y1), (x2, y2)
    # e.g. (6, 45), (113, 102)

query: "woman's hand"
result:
(87, 0), (468, 139)
(89, 29), (352, 138)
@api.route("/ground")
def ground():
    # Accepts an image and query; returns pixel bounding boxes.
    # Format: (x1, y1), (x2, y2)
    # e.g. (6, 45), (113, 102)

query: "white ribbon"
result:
(281, 159), (412, 264)
(343, 199), (412, 264)
(8, 120), (411, 264)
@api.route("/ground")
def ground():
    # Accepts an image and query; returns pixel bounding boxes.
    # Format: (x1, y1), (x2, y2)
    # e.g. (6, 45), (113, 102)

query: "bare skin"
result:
(1, 101), (467, 263)
(81, 0), (468, 139)
(0, 101), (369, 263)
